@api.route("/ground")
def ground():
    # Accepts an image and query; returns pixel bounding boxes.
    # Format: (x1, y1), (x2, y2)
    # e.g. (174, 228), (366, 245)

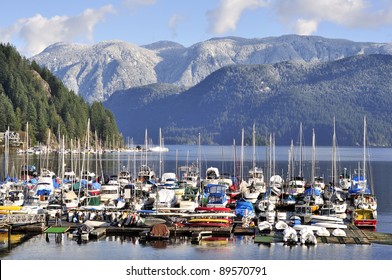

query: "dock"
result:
(3, 218), (392, 246)
(254, 224), (374, 245)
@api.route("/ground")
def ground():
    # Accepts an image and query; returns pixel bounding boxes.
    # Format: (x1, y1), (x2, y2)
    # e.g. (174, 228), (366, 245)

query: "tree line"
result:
(0, 43), (122, 148)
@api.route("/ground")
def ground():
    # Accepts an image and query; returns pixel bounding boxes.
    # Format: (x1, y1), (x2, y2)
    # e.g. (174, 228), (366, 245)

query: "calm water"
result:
(1, 145), (392, 260)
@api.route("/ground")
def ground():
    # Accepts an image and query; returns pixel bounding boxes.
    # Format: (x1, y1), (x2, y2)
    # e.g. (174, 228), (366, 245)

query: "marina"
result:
(1, 142), (392, 260)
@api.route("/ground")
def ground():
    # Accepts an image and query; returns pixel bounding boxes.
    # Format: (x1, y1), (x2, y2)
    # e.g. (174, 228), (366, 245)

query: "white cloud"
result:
(294, 18), (318, 35)
(274, 0), (392, 34)
(123, 0), (157, 11)
(168, 14), (185, 38)
(206, 0), (392, 37)
(0, 5), (115, 57)
(207, 0), (269, 34)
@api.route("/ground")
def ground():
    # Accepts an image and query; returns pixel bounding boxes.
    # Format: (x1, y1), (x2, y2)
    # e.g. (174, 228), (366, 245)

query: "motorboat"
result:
(354, 208), (377, 229)
(205, 184), (228, 208)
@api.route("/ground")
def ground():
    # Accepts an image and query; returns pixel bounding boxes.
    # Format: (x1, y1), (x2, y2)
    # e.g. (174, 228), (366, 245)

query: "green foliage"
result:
(0, 43), (122, 146)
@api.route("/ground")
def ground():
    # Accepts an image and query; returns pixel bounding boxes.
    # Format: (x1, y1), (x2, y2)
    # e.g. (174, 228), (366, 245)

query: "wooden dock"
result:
(254, 224), (374, 245)
(6, 219), (392, 246)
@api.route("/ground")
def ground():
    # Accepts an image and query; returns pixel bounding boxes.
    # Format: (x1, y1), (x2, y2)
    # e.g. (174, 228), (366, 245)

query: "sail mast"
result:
(159, 128), (162, 179)
(363, 115), (366, 181)
(312, 128), (315, 185)
(299, 122), (303, 177)
(252, 123), (256, 170)
(240, 128), (244, 181)
(332, 117), (337, 186)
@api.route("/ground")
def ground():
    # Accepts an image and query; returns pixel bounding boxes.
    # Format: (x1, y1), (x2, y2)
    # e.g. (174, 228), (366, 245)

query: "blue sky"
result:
(2, 0), (392, 57)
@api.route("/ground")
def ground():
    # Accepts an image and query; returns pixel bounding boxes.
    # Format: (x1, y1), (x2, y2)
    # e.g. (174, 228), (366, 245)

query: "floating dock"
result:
(254, 224), (375, 245)
(4, 219), (392, 246)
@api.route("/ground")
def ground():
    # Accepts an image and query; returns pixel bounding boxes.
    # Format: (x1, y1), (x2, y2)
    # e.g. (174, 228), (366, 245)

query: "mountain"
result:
(31, 35), (392, 103)
(104, 54), (392, 146)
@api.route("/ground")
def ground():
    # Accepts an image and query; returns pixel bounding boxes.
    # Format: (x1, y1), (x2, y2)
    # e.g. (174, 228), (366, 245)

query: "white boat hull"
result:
(312, 222), (347, 229)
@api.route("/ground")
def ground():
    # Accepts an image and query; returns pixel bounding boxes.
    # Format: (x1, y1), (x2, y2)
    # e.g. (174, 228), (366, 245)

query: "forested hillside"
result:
(0, 43), (121, 146)
(104, 54), (392, 146)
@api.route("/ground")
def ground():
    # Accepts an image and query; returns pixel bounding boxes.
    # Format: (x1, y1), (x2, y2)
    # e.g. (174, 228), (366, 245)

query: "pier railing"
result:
(0, 214), (46, 226)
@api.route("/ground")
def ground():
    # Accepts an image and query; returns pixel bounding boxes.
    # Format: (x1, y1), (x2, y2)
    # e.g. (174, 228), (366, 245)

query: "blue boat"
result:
(205, 184), (228, 208)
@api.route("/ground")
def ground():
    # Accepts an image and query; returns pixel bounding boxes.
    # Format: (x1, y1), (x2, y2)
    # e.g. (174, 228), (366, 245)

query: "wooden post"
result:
(7, 225), (12, 250)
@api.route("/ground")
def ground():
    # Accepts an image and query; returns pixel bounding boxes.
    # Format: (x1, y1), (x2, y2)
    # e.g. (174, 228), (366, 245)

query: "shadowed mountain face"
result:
(103, 54), (392, 146)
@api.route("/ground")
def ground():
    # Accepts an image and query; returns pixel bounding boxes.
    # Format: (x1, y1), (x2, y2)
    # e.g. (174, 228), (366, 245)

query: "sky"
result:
(2, 0), (392, 57)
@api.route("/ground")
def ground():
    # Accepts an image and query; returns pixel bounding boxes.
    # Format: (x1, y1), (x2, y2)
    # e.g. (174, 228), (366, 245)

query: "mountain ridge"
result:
(32, 35), (392, 103)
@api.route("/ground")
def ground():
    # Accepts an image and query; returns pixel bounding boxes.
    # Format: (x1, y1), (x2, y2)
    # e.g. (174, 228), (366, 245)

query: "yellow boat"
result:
(0, 205), (22, 214)
(354, 208), (377, 229)
(188, 218), (229, 223)
(0, 206), (22, 211)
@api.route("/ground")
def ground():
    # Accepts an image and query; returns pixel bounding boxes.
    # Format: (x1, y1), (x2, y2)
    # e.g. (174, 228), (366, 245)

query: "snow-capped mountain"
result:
(31, 35), (392, 102)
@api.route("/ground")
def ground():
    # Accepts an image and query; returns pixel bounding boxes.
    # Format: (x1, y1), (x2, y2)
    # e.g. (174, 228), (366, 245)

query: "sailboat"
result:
(352, 116), (377, 229)
(244, 124), (266, 203)
(303, 129), (324, 206)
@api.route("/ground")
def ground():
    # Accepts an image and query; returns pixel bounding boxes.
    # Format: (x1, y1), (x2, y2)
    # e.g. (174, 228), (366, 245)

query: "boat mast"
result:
(46, 130), (51, 171)
(299, 122), (303, 178)
(252, 123), (256, 171)
(198, 132), (201, 181)
(60, 135), (65, 213)
(87, 118), (90, 174)
(312, 128), (316, 186)
(144, 129), (148, 167)
(3, 128), (9, 179)
(363, 115), (366, 181)
(272, 133), (276, 177)
(159, 128), (162, 178)
(332, 117), (337, 186)
(233, 139), (236, 179)
(268, 134), (272, 182)
(240, 128), (244, 181)
(26, 122), (29, 180)
(290, 139), (294, 179)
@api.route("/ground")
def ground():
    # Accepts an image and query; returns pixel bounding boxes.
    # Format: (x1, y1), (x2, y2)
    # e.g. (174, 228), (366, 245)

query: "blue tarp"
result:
(348, 184), (371, 194)
(53, 179), (60, 188)
(235, 198), (255, 217)
(36, 189), (51, 196)
(305, 187), (321, 196)
(91, 182), (101, 190)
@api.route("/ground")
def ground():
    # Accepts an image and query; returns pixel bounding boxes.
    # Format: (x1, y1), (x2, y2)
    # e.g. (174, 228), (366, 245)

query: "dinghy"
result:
(258, 221), (272, 232)
(300, 229), (317, 245)
(332, 228), (346, 237)
(275, 220), (289, 230)
(283, 227), (298, 244)
(316, 227), (330, 237)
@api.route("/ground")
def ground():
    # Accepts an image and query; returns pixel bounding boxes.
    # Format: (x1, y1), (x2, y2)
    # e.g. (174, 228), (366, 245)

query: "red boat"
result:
(194, 207), (232, 213)
(354, 208), (377, 229)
